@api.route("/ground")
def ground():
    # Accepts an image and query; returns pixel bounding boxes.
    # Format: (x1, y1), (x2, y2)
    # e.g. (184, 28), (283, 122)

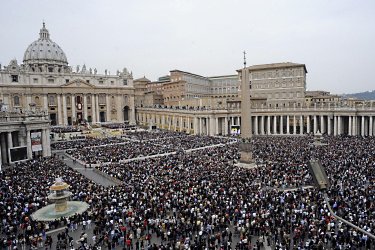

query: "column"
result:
(313, 115), (317, 134)
(300, 115), (303, 135)
(26, 130), (32, 159)
(42, 129), (48, 157)
(306, 115), (310, 134)
(1, 133), (7, 164)
(328, 116), (332, 135)
(57, 94), (63, 125)
(224, 117), (228, 136)
(96, 94), (100, 123)
(361, 116), (365, 136)
(208, 116), (215, 136)
(261, 116), (265, 135)
(106, 94), (111, 122)
(266, 116), (271, 135)
(338, 116), (342, 135)
(369, 116), (373, 136)
(71, 94), (76, 124)
(91, 95), (96, 123)
(215, 117), (219, 135)
(7, 132), (13, 163)
(83, 94), (88, 121)
(187, 117), (190, 133)
(62, 94), (67, 125)
(353, 116), (357, 136)
(206, 117), (209, 135)
(43, 95), (48, 111)
(46, 128), (51, 157)
(273, 115), (277, 135)
(348, 116), (352, 136)
(254, 116), (258, 135)
(194, 117), (199, 135)
(286, 115), (290, 134)
(199, 118), (203, 134)
(293, 115), (297, 134)
(280, 115), (283, 135)
(180, 117), (183, 132)
(321, 116), (325, 134)
(129, 96), (136, 125)
(117, 95), (123, 122)
(333, 116), (337, 136)
(161, 115), (165, 129)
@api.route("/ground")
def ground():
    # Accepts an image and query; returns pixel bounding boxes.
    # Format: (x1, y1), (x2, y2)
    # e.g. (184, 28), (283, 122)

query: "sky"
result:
(1, 0), (374, 94)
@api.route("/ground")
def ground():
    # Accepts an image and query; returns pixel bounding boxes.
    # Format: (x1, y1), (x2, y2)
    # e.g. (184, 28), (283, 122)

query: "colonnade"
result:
(137, 109), (375, 137)
(0, 128), (51, 170)
(56, 93), (134, 126)
(252, 114), (375, 136)
(137, 112), (240, 136)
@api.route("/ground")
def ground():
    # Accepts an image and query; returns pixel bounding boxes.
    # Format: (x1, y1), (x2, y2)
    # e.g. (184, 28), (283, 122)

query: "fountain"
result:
(31, 177), (89, 221)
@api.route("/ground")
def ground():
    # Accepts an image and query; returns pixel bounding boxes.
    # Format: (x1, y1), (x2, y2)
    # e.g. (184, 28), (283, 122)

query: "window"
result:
(86, 80), (90, 84)
(14, 96), (20, 106)
(11, 75), (19, 82)
(98, 94), (106, 105)
(99, 80), (104, 84)
(48, 79), (54, 83)
(65, 79), (69, 83)
(33, 78), (38, 83)
(123, 79), (128, 85)
(87, 95), (91, 105)
(48, 95), (56, 106)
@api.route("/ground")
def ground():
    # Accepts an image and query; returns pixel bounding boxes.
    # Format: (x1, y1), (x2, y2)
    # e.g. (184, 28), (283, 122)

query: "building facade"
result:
(0, 108), (50, 170)
(136, 64), (375, 137)
(0, 23), (136, 126)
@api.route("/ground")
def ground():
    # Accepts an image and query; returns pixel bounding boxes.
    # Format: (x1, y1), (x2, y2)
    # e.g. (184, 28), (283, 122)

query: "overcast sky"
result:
(1, 0), (374, 94)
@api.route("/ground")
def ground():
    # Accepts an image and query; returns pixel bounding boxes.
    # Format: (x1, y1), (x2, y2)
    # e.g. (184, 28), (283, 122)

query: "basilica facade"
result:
(0, 23), (136, 126)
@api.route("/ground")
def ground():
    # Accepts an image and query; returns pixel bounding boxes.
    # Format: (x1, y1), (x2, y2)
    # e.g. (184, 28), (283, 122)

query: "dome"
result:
(23, 23), (68, 67)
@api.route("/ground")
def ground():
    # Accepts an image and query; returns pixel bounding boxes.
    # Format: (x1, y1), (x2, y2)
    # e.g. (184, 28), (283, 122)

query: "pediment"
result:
(61, 79), (96, 88)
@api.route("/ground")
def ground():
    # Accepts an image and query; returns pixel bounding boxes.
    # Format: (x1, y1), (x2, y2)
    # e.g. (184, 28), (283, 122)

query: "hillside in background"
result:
(342, 90), (375, 100)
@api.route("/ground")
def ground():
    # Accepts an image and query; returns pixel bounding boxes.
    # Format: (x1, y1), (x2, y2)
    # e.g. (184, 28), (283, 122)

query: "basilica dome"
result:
(23, 23), (68, 67)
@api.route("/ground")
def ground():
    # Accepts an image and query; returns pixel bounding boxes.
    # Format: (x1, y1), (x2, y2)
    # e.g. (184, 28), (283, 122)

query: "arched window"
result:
(14, 96), (20, 106)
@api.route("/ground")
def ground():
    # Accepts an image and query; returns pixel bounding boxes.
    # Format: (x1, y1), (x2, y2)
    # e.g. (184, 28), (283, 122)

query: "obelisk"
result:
(238, 51), (254, 164)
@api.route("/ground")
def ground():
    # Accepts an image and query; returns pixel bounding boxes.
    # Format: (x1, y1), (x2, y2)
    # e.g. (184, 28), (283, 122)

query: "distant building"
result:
(136, 63), (375, 137)
(243, 62), (307, 109)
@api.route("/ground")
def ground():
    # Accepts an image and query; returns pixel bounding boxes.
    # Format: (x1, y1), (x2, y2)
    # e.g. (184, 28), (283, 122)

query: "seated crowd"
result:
(52, 137), (127, 151)
(51, 126), (82, 133)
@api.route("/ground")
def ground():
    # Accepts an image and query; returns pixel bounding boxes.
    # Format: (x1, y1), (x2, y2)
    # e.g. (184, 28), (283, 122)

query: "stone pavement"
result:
(55, 151), (118, 187)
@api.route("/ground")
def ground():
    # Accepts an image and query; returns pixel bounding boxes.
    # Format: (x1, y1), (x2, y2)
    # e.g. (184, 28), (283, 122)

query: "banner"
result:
(31, 132), (43, 152)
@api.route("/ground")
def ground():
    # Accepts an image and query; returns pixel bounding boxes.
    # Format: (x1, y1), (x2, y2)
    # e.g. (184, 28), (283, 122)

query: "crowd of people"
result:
(101, 123), (136, 130)
(52, 138), (127, 151)
(0, 132), (374, 249)
(51, 126), (82, 133)
(62, 131), (231, 164)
